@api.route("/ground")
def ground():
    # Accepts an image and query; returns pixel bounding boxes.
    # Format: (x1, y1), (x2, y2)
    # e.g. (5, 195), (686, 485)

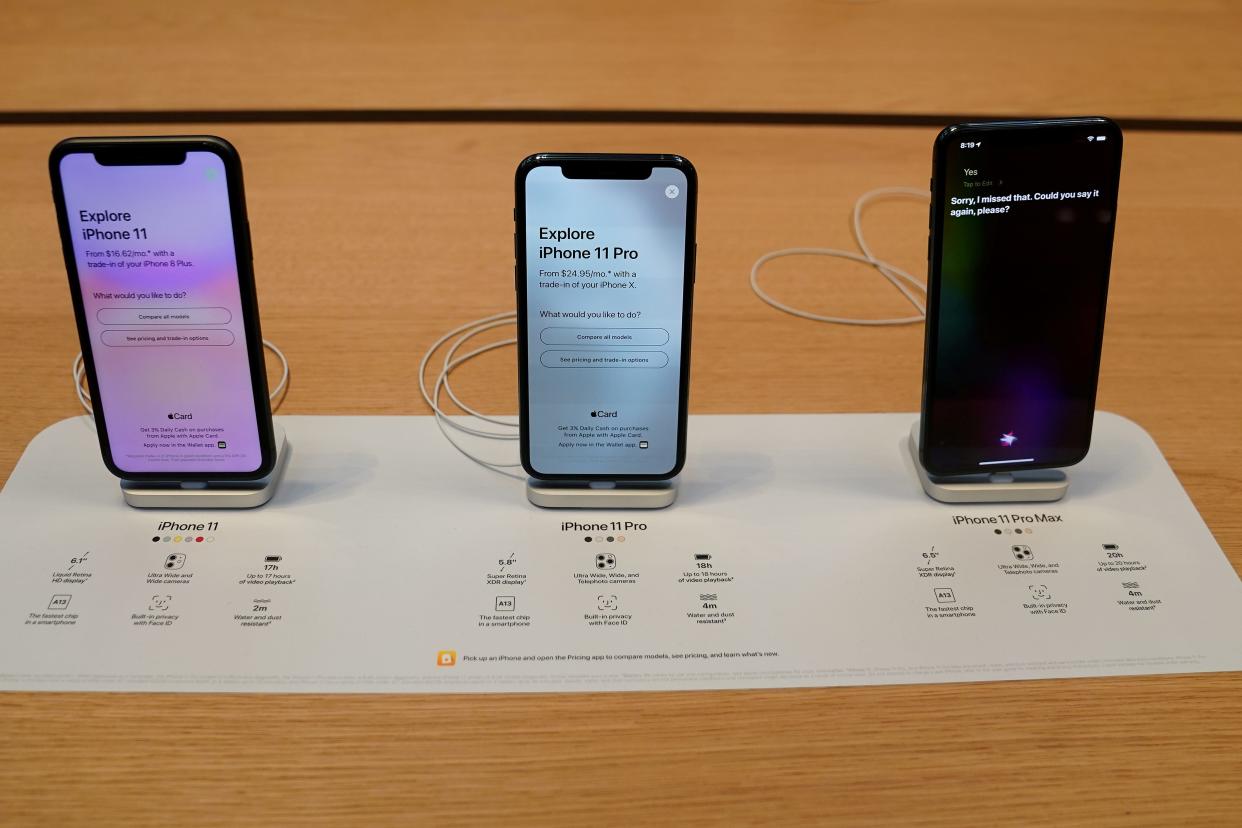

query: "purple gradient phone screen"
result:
(60, 150), (262, 474)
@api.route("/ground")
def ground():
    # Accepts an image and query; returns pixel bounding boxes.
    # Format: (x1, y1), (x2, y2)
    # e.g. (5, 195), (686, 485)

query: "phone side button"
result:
(515, 264), (519, 291)
(927, 235), (931, 260)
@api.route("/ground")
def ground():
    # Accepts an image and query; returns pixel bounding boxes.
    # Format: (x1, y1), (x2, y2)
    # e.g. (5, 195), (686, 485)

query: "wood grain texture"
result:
(0, 123), (1240, 825)
(3, 1), (1242, 120)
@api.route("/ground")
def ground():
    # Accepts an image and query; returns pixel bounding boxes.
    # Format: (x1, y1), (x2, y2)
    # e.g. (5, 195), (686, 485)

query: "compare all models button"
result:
(96, 307), (233, 325)
(539, 327), (670, 346)
(100, 329), (236, 347)
(539, 350), (669, 368)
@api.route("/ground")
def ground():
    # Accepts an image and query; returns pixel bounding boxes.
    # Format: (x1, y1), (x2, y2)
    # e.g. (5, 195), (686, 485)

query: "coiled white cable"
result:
(750, 186), (930, 325)
(71, 338), (290, 416)
(418, 186), (933, 478)
(416, 310), (523, 480)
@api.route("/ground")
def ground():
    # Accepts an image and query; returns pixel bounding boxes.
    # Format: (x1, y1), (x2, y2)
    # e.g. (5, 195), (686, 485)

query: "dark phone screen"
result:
(923, 122), (1122, 474)
(58, 150), (265, 474)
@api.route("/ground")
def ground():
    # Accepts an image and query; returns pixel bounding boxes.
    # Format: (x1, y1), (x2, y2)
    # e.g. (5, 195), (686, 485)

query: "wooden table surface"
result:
(1, 121), (1240, 825)
(2, 3), (1242, 824)
(3, 0), (1242, 122)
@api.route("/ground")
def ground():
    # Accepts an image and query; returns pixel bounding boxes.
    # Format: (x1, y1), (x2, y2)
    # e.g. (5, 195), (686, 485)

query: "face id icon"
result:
(597, 595), (619, 611)
(495, 596), (516, 612)
(436, 650), (457, 667)
(934, 587), (956, 604)
(1011, 544), (1034, 561)
(596, 552), (616, 570)
(164, 553), (186, 570)
(1029, 584), (1051, 601)
(149, 595), (172, 611)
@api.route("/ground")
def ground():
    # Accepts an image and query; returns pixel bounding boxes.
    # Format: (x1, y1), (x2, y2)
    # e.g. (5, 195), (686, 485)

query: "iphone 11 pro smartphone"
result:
(921, 118), (1123, 476)
(516, 153), (697, 481)
(50, 136), (276, 481)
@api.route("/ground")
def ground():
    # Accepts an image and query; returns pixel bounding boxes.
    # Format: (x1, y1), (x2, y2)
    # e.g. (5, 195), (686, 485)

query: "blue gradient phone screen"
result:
(524, 165), (688, 476)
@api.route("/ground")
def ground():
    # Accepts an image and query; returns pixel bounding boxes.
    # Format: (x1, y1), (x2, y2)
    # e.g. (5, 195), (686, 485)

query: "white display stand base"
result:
(908, 422), (1068, 504)
(1, 412), (1239, 695)
(120, 425), (289, 509)
(526, 477), (678, 509)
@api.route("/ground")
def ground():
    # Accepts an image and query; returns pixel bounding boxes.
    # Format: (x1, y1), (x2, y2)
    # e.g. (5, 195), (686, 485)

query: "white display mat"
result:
(1, 413), (1240, 694)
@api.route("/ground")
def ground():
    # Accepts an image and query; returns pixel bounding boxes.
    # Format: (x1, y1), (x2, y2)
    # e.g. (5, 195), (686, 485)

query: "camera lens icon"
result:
(664, 185), (680, 199)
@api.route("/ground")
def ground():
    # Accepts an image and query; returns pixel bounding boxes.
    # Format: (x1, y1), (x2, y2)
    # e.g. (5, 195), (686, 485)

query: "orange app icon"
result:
(436, 650), (457, 667)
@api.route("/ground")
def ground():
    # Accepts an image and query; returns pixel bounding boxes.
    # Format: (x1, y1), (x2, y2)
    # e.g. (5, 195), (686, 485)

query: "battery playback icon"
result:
(264, 555), (282, 563)
(693, 554), (712, 561)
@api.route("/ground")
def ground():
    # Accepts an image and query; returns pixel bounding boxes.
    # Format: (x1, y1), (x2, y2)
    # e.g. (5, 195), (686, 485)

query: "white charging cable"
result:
(417, 310), (524, 481)
(418, 186), (932, 478)
(71, 339), (290, 416)
(750, 186), (930, 325)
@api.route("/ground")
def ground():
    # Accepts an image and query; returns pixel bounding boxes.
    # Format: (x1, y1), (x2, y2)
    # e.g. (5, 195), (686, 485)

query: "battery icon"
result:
(1096, 136), (1107, 141)
(693, 553), (712, 561)
(264, 555), (282, 563)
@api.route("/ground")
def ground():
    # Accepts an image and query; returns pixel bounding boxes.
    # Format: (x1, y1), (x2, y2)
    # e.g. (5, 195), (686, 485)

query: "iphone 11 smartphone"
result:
(50, 135), (276, 481)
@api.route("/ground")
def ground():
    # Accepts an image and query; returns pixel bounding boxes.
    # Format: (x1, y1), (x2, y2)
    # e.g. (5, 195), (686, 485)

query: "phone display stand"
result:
(526, 477), (678, 509)
(119, 424), (289, 509)
(908, 422), (1068, 504)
